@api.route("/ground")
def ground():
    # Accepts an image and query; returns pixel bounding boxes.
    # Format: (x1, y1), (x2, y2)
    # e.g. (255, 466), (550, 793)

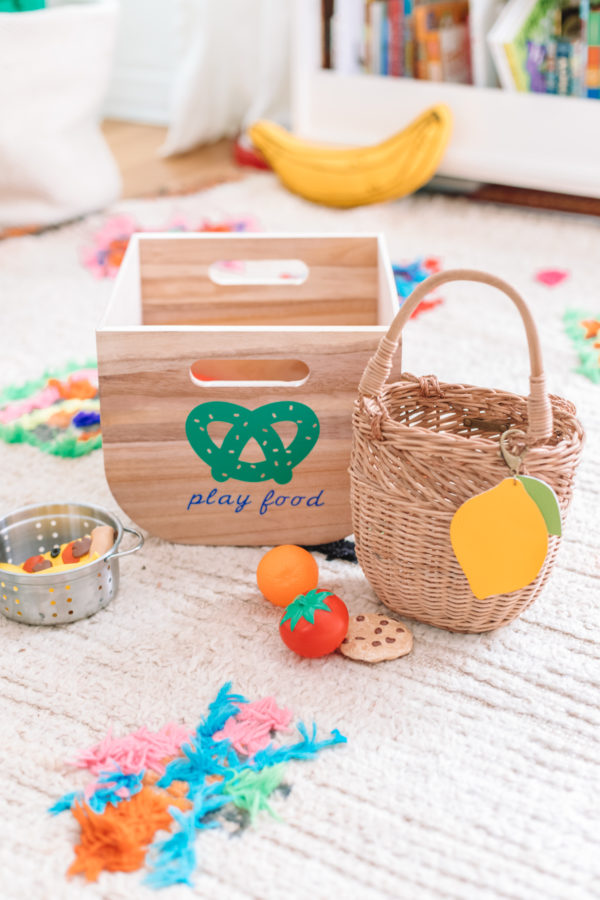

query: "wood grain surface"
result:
(97, 234), (399, 545)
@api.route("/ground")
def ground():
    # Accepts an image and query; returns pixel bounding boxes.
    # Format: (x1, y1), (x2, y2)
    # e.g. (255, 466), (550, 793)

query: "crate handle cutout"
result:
(208, 259), (309, 286)
(189, 359), (310, 388)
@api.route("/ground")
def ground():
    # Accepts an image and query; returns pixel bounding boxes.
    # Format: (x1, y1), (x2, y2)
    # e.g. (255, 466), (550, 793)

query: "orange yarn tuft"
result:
(67, 786), (191, 881)
(48, 377), (97, 401)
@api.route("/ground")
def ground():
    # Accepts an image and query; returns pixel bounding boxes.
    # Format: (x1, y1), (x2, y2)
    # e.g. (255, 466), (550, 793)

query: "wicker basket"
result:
(349, 269), (585, 633)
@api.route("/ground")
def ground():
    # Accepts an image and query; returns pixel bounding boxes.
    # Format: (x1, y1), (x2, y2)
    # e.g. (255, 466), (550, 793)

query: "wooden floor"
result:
(101, 120), (244, 199)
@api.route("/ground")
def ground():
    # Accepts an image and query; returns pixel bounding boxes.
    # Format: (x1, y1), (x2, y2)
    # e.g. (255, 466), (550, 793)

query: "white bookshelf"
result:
(292, 0), (600, 198)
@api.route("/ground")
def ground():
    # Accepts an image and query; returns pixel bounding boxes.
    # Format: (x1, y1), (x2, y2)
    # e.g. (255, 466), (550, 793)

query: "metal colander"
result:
(0, 502), (143, 625)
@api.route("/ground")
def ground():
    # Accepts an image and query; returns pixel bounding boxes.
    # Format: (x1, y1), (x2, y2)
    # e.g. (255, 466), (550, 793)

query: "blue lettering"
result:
(235, 495), (251, 513)
(188, 488), (325, 514)
(260, 490), (276, 516)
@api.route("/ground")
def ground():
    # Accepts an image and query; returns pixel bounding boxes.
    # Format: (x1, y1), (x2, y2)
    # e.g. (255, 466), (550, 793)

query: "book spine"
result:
(504, 40), (527, 91)
(403, 0), (414, 76)
(380, 1), (390, 73)
(321, 0), (334, 69)
(388, 0), (404, 76)
(426, 34), (443, 80)
(440, 23), (471, 83)
(555, 40), (573, 95)
(588, 8), (600, 96)
(404, 0), (414, 77)
(370, 1), (384, 75)
(413, 5), (428, 79)
(588, 45), (600, 95)
(546, 41), (558, 93)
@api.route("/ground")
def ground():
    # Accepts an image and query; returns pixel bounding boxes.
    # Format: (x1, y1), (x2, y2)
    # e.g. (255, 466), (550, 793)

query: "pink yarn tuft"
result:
(67, 368), (98, 388)
(70, 722), (192, 776)
(535, 269), (569, 287)
(0, 385), (60, 423)
(213, 696), (293, 757)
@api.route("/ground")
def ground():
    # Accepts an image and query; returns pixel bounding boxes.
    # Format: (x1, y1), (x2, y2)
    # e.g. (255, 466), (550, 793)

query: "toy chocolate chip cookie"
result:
(339, 613), (413, 662)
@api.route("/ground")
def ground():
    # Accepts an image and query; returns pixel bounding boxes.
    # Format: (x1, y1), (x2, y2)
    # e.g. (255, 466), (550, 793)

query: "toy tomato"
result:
(61, 541), (78, 564)
(61, 537), (91, 565)
(23, 555), (50, 573)
(279, 589), (349, 658)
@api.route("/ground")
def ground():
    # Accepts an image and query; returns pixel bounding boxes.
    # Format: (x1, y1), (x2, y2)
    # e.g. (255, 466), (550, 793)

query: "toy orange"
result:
(256, 545), (318, 607)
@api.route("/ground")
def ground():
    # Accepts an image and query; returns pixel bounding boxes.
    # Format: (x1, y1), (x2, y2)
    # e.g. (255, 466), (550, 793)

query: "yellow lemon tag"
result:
(450, 477), (549, 600)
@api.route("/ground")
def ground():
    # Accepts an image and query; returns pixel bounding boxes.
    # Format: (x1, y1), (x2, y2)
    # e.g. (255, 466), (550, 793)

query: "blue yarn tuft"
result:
(144, 807), (197, 889)
(392, 259), (431, 299)
(189, 781), (228, 829)
(196, 682), (248, 739)
(87, 769), (144, 814)
(158, 734), (231, 792)
(71, 410), (101, 428)
(48, 790), (81, 815)
(250, 723), (347, 770)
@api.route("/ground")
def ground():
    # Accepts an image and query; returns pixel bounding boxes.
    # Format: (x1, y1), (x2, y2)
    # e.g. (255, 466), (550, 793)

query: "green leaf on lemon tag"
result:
(280, 589), (333, 631)
(517, 475), (562, 537)
(450, 478), (548, 600)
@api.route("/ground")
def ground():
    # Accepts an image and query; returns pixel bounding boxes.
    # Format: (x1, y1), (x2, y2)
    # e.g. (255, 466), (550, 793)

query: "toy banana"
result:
(248, 105), (452, 208)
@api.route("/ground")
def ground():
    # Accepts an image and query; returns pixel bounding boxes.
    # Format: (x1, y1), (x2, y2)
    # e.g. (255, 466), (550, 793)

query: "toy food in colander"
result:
(0, 525), (115, 575)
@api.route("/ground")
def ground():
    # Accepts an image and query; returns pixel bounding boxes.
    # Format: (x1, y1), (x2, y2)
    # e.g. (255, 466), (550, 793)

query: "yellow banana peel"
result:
(248, 105), (452, 208)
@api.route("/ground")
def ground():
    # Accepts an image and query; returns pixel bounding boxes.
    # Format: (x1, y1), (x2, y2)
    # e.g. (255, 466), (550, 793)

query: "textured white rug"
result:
(0, 174), (599, 900)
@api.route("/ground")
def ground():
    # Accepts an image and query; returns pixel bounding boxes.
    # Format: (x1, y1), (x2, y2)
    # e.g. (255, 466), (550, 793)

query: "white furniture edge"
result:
(292, 0), (600, 198)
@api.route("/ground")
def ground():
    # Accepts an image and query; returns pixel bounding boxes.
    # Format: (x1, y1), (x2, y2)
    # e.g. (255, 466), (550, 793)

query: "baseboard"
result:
(103, 63), (174, 126)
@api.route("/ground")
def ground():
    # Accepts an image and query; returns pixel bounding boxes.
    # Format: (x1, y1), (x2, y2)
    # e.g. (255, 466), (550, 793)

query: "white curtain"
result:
(161, 0), (292, 156)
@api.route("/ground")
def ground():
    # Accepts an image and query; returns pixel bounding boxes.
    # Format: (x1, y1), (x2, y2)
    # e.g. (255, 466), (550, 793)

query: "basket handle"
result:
(359, 268), (553, 442)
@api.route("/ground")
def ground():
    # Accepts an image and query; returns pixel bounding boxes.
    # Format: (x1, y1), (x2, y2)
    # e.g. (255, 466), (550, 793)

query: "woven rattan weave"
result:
(349, 269), (584, 632)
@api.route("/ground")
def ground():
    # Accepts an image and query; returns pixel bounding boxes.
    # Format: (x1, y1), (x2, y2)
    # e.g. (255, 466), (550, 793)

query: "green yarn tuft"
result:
(223, 764), (287, 823)
(563, 311), (600, 385)
(0, 421), (102, 457)
(0, 360), (101, 457)
(0, 359), (96, 406)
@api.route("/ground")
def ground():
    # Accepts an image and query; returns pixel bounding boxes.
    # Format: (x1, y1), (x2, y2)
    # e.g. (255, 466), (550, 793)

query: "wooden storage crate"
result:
(96, 233), (399, 545)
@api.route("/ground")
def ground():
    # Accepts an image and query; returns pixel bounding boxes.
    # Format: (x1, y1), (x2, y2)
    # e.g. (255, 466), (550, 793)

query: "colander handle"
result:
(107, 526), (144, 560)
(358, 268), (553, 442)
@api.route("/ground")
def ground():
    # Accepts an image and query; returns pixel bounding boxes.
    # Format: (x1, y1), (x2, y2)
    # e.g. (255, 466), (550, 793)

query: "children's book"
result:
(488, 0), (587, 93)
(404, 0), (415, 76)
(380, 0), (390, 73)
(369, 0), (386, 73)
(525, 38), (557, 90)
(321, 0), (335, 68)
(488, 0), (544, 89)
(388, 0), (404, 75)
(413, 1), (470, 82)
(440, 19), (472, 81)
(587, 3), (600, 96)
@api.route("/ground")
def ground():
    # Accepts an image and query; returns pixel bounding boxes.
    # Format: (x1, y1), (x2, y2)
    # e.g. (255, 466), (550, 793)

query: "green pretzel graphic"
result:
(185, 400), (320, 484)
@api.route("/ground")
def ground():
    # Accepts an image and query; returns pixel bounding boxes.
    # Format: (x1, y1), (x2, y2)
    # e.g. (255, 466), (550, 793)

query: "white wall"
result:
(102, 0), (180, 124)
